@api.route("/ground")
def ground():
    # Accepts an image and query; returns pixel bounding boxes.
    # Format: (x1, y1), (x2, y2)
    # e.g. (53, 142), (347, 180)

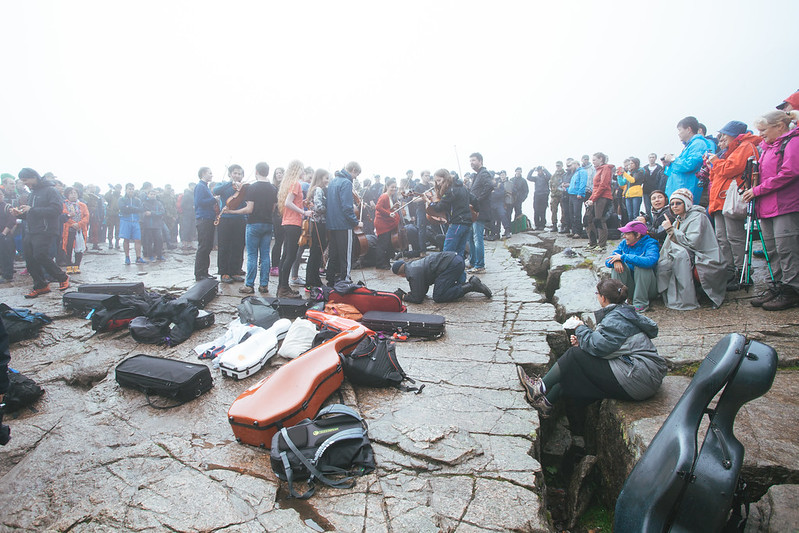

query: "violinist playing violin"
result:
(213, 164), (247, 283)
(412, 170), (432, 255)
(427, 169), (473, 258)
(374, 178), (400, 269)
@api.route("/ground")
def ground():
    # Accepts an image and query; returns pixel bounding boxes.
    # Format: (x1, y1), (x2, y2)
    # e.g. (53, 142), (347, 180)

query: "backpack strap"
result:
(317, 403), (362, 421)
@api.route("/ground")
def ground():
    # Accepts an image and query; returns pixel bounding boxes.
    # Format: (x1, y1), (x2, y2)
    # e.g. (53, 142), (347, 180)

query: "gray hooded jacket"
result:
(575, 303), (667, 400)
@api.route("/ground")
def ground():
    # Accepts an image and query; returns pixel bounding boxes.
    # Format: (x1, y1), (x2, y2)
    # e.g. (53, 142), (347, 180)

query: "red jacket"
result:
(374, 193), (399, 236)
(589, 164), (614, 201)
(62, 200), (90, 251)
(707, 132), (761, 215)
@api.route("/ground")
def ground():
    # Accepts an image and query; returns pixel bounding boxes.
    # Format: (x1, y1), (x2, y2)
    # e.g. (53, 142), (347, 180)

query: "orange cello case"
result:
(228, 325), (368, 448)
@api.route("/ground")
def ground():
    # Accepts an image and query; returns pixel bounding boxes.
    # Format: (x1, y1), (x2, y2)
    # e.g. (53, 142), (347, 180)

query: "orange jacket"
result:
(708, 132), (761, 215)
(62, 200), (90, 251)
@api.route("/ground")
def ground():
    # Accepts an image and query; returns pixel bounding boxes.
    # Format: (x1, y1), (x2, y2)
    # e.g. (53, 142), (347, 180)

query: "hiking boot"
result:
(24, 286), (51, 299)
(135, 257), (147, 264)
(258, 285), (269, 294)
(517, 366), (545, 403)
(277, 286), (299, 298)
(238, 285), (255, 294)
(220, 274), (234, 284)
(468, 275), (492, 298)
(750, 285), (780, 307)
(58, 276), (70, 291)
(72, 266), (81, 275)
(762, 286), (799, 311)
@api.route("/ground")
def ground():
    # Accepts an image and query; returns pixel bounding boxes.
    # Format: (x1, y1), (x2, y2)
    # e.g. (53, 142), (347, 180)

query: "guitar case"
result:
(614, 333), (778, 532)
(219, 319), (291, 380)
(228, 325), (369, 448)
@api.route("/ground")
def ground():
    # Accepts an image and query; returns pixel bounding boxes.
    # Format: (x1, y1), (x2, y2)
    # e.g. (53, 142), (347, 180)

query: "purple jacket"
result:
(754, 127), (799, 219)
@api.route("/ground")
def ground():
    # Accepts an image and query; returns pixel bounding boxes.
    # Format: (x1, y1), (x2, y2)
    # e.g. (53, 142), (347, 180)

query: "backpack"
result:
(3, 370), (45, 413)
(0, 304), (52, 344)
(270, 404), (375, 499)
(340, 335), (423, 393)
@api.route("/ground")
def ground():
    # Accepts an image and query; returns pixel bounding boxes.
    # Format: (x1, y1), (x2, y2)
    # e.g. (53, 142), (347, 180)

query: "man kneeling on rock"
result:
(392, 251), (492, 304)
(605, 220), (659, 312)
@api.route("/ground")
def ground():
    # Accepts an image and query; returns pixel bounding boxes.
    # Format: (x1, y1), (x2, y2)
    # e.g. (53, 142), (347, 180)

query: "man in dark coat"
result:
(392, 251), (491, 303)
(527, 166), (551, 230)
(468, 153), (493, 274)
(642, 153), (666, 215)
(17, 168), (70, 298)
(511, 167), (529, 221)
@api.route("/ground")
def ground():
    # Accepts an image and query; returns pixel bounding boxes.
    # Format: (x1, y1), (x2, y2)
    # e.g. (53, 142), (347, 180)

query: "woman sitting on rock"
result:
(517, 278), (667, 427)
(656, 188), (727, 310)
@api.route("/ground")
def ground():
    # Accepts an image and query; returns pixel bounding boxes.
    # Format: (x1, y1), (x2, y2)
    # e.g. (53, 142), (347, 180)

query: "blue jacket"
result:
(140, 198), (165, 230)
(606, 234), (659, 272)
(664, 134), (714, 203)
(567, 167), (588, 197)
(118, 195), (142, 222)
(327, 169), (359, 230)
(194, 181), (216, 220)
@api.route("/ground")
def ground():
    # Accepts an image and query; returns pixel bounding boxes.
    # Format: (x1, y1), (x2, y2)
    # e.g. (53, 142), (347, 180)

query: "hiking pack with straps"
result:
(340, 335), (423, 393)
(0, 304), (52, 344)
(270, 404), (375, 499)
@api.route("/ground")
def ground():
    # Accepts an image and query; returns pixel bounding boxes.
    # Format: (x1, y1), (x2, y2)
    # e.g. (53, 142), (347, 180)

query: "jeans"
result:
(443, 223), (471, 258)
(245, 223), (272, 288)
(470, 221), (485, 269)
(625, 197), (643, 221)
(432, 254), (467, 303)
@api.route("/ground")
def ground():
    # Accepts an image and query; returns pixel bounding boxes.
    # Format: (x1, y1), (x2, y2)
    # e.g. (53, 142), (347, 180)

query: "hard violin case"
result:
(228, 325), (368, 448)
(360, 310), (446, 339)
(219, 318), (291, 380)
(327, 286), (406, 314)
(115, 354), (213, 407)
(175, 278), (218, 308)
(63, 292), (120, 313)
(77, 282), (145, 296)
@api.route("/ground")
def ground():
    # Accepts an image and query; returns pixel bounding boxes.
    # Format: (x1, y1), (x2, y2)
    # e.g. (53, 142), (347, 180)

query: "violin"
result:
(425, 189), (448, 225)
(214, 180), (249, 226)
(298, 197), (313, 247)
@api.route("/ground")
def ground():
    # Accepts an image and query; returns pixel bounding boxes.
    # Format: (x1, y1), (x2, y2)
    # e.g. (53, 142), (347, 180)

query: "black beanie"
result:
(18, 168), (41, 181)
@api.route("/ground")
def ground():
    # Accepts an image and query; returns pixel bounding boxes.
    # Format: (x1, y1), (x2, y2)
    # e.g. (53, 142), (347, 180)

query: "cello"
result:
(352, 190), (369, 258)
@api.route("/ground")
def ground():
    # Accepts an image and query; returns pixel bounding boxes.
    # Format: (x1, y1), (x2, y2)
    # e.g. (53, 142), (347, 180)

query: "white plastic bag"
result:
(722, 179), (747, 220)
(277, 318), (319, 359)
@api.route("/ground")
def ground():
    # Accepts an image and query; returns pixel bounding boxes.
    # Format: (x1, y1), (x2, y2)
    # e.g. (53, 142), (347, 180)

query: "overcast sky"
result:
(1, 0), (796, 190)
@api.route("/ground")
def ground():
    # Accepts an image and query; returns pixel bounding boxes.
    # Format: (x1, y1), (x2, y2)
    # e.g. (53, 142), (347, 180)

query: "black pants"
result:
(560, 193), (572, 232)
(306, 221), (327, 288)
(65, 228), (83, 266)
(271, 220), (285, 272)
(217, 217), (246, 276)
(415, 208), (428, 252)
(106, 216), (119, 244)
(375, 231), (395, 269)
(194, 218), (215, 279)
(142, 227), (163, 258)
(512, 201), (524, 222)
(533, 194), (549, 229)
(0, 234), (15, 279)
(326, 229), (352, 285)
(279, 225), (302, 289)
(24, 233), (67, 289)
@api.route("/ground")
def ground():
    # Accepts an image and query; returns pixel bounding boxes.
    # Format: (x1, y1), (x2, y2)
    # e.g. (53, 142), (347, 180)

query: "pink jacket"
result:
(753, 127), (799, 219)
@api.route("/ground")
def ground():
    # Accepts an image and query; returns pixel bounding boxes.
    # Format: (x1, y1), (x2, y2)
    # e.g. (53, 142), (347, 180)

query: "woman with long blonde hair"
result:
(276, 160), (312, 297)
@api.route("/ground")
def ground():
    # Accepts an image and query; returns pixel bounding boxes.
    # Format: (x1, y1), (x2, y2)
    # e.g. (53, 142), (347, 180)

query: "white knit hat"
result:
(670, 188), (694, 209)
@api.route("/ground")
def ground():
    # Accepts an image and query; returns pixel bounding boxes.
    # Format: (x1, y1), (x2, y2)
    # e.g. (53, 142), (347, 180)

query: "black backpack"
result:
(3, 371), (45, 413)
(0, 304), (52, 344)
(270, 404), (375, 499)
(340, 335), (423, 393)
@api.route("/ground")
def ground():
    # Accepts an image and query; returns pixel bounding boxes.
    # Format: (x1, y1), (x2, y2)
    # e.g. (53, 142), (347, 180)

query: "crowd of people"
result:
(2, 91), (797, 310)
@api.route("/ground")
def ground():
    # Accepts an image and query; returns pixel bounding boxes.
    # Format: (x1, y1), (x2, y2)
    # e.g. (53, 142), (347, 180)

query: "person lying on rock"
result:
(391, 251), (492, 304)
(605, 220), (659, 312)
(517, 278), (667, 431)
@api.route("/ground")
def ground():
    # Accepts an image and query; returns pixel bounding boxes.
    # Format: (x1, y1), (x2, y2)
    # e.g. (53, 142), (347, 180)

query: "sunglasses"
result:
(669, 201), (684, 207)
